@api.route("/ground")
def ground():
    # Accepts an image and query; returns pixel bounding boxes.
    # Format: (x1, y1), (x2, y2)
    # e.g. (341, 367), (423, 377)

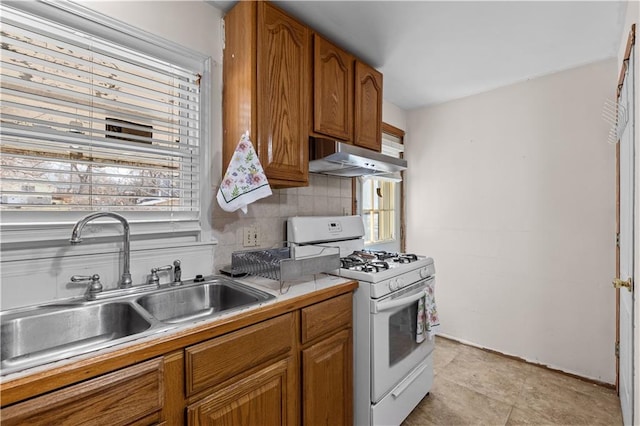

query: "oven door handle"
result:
(372, 289), (425, 313)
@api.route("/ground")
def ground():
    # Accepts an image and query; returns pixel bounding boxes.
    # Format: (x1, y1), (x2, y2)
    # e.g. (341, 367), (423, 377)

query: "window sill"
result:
(1, 238), (218, 263)
(1, 217), (202, 245)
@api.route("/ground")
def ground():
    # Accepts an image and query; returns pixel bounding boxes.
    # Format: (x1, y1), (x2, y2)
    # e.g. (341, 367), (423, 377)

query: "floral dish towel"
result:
(216, 132), (272, 214)
(416, 279), (440, 343)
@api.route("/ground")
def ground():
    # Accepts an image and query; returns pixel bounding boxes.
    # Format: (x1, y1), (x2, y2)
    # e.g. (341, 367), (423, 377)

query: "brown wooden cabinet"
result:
(354, 61), (383, 152)
(187, 357), (296, 426)
(185, 313), (298, 425)
(302, 329), (352, 426)
(224, 1), (386, 188)
(223, 1), (310, 188)
(353, 61), (382, 152)
(300, 293), (353, 425)
(1, 358), (164, 426)
(312, 34), (353, 141)
(311, 35), (384, 154)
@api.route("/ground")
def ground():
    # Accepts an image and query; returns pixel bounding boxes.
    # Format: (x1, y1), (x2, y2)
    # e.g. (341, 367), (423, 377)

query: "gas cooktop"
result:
(340, 250), (421, 270)
(338, 250), (434, 283)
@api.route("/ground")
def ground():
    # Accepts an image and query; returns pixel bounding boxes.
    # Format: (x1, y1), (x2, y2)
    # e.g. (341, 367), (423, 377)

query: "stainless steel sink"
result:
(0, 276), (275, 375)
(136, 280), (274, 324)
(1, 303), (152, 374)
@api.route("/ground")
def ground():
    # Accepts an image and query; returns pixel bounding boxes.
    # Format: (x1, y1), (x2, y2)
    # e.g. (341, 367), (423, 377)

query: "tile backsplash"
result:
(212, 174), (352, 271)
(1, 243), (216, 310)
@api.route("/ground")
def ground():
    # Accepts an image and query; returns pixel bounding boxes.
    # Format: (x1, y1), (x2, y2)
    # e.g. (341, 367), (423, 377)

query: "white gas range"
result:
(287, 215), (436, 426)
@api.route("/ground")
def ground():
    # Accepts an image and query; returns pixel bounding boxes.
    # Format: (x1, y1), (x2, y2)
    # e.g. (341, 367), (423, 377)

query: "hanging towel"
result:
(416, 280), (440, 343)
(217, 132), (272, 214)
(416, 292), (427, 343)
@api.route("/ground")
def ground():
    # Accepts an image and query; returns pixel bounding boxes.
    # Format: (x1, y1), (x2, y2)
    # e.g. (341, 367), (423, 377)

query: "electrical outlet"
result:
(243, 225), (259, 247)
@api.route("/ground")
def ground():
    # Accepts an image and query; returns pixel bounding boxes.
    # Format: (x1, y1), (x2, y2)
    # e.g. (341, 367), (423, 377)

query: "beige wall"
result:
(405, 59), (618, 383)
(383, 100), (408, 130)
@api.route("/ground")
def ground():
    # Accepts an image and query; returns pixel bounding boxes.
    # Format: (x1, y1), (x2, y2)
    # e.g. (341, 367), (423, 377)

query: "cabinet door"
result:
(302, 329), (353, 426)
(257, 2), (310, 184)
(187, 357), (297, 426)
(354, 61), (383, 152)
(185, 313), (294, 397)
(313, 34), (353, 141)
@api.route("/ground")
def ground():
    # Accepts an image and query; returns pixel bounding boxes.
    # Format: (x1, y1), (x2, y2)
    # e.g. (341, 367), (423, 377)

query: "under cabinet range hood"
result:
(308, 138), (407, 177)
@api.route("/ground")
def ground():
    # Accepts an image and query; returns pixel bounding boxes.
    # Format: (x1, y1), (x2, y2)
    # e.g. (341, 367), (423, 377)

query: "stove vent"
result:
(308, 138), (407, 177)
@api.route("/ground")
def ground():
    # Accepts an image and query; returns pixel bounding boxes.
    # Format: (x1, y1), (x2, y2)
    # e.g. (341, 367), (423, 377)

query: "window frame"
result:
(382, 122), (407, 252)
(361, 177), (398, 244)
(354, 122), (406, 251)
(0, 0), (213, 248)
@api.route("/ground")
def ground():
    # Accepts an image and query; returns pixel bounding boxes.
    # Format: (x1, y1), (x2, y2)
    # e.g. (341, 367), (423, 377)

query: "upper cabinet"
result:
(311, 35), (384, 153)
(223, 1), (310, 188)
(312, 35), (353, 141)
(354, 61), (383, 152)
(223, 1), (383, 187)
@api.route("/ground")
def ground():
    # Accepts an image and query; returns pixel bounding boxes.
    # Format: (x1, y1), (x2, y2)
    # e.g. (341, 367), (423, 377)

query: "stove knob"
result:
(397, 277), (405, 288)
(419, 267), (429, 279)
(389, 280), (399, 291)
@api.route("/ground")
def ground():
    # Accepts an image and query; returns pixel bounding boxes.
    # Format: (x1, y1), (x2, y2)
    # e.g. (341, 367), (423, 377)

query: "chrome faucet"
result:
(70, 212), (132, 288)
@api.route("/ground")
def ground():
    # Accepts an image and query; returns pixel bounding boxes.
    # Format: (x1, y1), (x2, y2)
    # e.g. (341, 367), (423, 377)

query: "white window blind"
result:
(381, 133), (404, 159)
(0, 5), (201, 216)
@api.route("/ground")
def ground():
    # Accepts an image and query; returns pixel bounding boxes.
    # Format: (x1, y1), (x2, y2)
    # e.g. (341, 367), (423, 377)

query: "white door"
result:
(618, 46), (635, 426)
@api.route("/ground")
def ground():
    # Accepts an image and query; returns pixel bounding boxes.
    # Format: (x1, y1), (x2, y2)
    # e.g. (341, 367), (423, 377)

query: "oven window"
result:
(388, 300), (422, 366)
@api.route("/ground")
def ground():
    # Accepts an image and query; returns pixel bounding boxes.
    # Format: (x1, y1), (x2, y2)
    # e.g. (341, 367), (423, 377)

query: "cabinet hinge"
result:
(615, 341), (620, 358)
(616, 232), (620, 248)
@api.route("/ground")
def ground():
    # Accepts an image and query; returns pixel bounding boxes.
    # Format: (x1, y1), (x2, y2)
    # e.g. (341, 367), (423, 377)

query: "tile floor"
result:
(402, 337), (622, 426)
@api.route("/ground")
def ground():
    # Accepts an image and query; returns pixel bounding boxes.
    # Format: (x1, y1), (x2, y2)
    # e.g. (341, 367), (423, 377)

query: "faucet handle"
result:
(71, 274), (103, 299)
(172, 259), (182, 285)
(148, 265), (172, 285)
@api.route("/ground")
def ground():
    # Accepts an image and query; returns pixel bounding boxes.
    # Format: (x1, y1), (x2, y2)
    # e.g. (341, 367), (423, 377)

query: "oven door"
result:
(370, 277), (435, 403)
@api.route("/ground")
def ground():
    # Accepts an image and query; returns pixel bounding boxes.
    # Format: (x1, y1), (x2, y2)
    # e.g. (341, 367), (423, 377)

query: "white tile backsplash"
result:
(327, 176), (342, 197)
(341, 177), (353, 198)
(211, 174), (352, 270)
(1, 243), (216, 310)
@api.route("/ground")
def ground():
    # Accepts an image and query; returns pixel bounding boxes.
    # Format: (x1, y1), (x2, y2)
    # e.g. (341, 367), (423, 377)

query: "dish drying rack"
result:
(231, 244), (340, 293)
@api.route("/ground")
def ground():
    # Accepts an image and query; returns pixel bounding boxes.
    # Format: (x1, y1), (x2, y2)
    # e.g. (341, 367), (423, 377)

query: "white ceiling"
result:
(211, 1), (626, 110)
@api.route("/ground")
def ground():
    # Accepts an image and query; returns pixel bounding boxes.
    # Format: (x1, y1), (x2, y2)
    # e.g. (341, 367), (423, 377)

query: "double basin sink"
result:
(0, 276), (275, 376)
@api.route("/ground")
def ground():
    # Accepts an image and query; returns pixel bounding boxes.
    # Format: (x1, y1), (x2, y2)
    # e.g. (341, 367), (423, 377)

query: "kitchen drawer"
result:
(185, 313), (294, 397)
(301, 293), (352, 344)
(1, 358), (164, 426)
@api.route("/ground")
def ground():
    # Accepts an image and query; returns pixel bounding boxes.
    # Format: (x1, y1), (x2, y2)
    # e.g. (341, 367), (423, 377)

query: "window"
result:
(0, 2), (210, 244)
(361, 178), (396, 244)
(357, 123), (405, 250)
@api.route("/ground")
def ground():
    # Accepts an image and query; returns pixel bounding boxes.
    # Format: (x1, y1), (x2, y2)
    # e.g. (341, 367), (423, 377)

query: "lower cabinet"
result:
(184, 313), (298, 426)
(187, 357), (296, 426)
(185, 293), (353, 426)
(302, 329), (353, 426)
(300, 293), (353, 425)
(1, 358), (164, 426)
